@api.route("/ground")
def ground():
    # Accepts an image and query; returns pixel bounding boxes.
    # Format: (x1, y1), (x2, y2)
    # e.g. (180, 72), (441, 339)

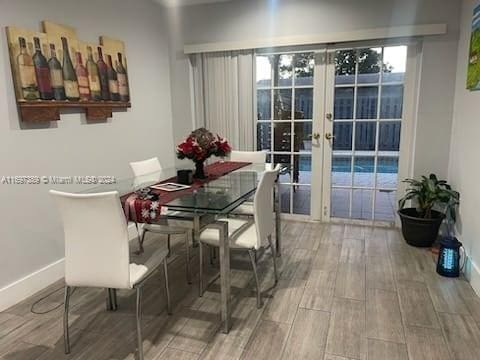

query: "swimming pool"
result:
(332, 157), (399, 174)
(297, 156), (399, 174)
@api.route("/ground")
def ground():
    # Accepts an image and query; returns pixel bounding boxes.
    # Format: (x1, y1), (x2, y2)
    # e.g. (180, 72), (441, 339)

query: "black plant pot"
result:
(398, 208), (445, 247)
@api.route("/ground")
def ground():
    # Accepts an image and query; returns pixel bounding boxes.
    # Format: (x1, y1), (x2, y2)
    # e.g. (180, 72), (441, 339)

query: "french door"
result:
(255, 51), (321, 216)
(255, 43), (416, 223)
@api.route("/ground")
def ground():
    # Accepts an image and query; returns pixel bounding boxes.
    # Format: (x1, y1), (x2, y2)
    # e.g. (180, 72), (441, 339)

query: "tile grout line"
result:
(238, 222), (296, 360)
(390, 236), (412, 360)
(277, 225), (313, 359)
(418, 246), (456, 360)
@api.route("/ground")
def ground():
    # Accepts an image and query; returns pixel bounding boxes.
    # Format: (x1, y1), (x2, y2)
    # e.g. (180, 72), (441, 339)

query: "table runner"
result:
(122, 161), (250, 223)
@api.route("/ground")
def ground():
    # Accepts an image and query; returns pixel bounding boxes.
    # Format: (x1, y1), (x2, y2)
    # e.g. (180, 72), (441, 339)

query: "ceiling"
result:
(156, 0), (233, 7)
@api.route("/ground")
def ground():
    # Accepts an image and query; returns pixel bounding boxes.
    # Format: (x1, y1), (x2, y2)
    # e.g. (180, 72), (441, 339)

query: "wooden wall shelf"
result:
(17, 100), (131, 122)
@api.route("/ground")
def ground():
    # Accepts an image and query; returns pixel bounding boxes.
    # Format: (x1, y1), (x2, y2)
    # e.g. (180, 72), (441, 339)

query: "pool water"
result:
(332, 157), (398, 174)
(298, 156), (399, 174)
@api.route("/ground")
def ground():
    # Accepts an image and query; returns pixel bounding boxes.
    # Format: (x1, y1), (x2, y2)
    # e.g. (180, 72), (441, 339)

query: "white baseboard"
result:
(0, 223), (140, 312)
(0, 258), (65, 312)
(466, 257), (480, 297)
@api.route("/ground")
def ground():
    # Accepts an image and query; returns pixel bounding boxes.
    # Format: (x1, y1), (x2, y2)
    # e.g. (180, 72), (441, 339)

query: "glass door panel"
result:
(256, 52), (316, 215)
(326, 45), (408, 223)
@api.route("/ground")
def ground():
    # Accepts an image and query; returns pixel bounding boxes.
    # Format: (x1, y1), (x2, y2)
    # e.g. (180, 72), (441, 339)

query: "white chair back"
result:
(230, 150), (267, 164)
(130, 157), (162, 184)
(50, 190), (131, 289)
(253, 165), (280, 249)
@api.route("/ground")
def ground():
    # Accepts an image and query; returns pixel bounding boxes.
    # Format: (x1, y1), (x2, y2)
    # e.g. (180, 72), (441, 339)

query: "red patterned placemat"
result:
(121, 161), (250, 223)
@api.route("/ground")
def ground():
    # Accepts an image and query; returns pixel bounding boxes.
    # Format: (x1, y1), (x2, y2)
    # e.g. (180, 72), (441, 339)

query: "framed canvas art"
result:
(5, 21), (131, 121)
(467, 3), (480, 90)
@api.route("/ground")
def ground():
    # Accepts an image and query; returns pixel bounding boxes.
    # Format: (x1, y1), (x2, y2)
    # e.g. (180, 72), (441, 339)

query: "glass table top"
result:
(80, 163), (279, 214)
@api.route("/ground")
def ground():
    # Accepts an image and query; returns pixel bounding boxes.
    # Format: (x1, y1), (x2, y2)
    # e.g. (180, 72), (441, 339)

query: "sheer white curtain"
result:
(191, 50), (255, 150)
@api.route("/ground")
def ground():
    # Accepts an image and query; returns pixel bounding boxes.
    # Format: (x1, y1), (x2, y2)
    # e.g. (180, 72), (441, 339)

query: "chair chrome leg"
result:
(134, 222), (140, 239)
(64, 286), (72, 354)
(167, 234), (171, 257)
(106, 288), (113, 311)
(248, 249), (263, 309)
(199, 241), (204, 297)
(185, 230), (192, 284)
(136, 286), (144, 360)
(163, 260), (172, 315)
(106, 288), (117, 311)
(136, 229), (147, 255)
(111, 289), (118, 310)
(268, 235), (278, 285)
(209, 246), (215, 266)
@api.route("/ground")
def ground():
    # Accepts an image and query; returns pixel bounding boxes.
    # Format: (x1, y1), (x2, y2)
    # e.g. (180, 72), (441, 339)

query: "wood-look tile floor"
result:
(2, 221), (480, 360)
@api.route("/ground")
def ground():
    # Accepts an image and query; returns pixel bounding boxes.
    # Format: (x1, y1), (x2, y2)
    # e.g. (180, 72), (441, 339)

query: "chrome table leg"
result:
(193, 216), (200, 248)
(185, 230), (192, 284)
(199, 240), (204, 297)
(215, 220), (231, 333)
(275, 180), (282, 257)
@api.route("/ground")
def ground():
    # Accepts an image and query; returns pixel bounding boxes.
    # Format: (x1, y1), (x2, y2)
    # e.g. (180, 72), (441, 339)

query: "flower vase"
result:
(194, 160), (207, 179)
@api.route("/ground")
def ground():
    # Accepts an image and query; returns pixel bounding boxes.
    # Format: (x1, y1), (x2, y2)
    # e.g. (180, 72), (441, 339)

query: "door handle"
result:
(326, 113), (333, 121)
(312, 132), (321, 140)
(325, 133), (335, 140)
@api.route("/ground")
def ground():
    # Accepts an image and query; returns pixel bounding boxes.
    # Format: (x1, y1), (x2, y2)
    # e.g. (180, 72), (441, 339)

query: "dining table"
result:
(79, 161), (283, 333)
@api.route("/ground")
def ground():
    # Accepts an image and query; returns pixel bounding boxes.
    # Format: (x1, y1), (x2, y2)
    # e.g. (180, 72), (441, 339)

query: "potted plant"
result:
(398, 174), (459, 247)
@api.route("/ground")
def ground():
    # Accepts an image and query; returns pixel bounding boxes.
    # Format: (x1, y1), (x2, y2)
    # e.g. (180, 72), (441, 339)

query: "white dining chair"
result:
(50, 190), (171, 360)
(231, 163), (280, 220)
(229, 150), (267, 164)
(197, 166), (280, 308)
(229, 151), (269, 217)
(130, 157), (163, 183)
(129, 157), (192, 284)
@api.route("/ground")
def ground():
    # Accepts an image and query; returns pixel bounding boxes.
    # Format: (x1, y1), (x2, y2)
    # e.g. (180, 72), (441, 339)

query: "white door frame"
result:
(309, 50), (327, 221)
(319, 40), (421, 225)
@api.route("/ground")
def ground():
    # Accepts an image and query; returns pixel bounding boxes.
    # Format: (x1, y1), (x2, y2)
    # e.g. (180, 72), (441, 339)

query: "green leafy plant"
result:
(399, 174), (460, 224)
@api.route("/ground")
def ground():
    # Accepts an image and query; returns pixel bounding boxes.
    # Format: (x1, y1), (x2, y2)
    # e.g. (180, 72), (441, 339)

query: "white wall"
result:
(166, 0), (461, 178)
(448, 0), (480, 292)
(0, 0), (174, 298)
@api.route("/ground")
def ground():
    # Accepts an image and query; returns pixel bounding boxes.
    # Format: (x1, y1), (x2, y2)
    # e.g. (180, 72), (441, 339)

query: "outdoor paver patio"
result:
(279, 171), (397, 220)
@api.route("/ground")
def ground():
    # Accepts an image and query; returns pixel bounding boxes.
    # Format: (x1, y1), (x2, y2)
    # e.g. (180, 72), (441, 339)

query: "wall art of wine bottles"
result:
(6, 21), (131, 122)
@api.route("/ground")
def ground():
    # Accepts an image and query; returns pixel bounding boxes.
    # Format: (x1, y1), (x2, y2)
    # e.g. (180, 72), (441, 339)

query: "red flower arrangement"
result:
(176, 128), (231, 162)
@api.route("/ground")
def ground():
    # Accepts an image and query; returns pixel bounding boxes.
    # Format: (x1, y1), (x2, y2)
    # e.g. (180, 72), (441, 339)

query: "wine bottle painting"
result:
(6, 23), (131, 104)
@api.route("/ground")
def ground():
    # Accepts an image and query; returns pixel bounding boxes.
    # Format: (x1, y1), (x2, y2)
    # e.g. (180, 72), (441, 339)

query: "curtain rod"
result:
(184, 23), (447, 54)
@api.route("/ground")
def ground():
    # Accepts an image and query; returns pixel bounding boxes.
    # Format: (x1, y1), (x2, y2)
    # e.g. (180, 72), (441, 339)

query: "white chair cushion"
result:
(231, 202), (275, 218)
(129, 263), (148, 288)
(143, 223), (187, 235)
(231, 202), (254, 216)
(199, 217), (258, 250)
(129, 246), (169, 288)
